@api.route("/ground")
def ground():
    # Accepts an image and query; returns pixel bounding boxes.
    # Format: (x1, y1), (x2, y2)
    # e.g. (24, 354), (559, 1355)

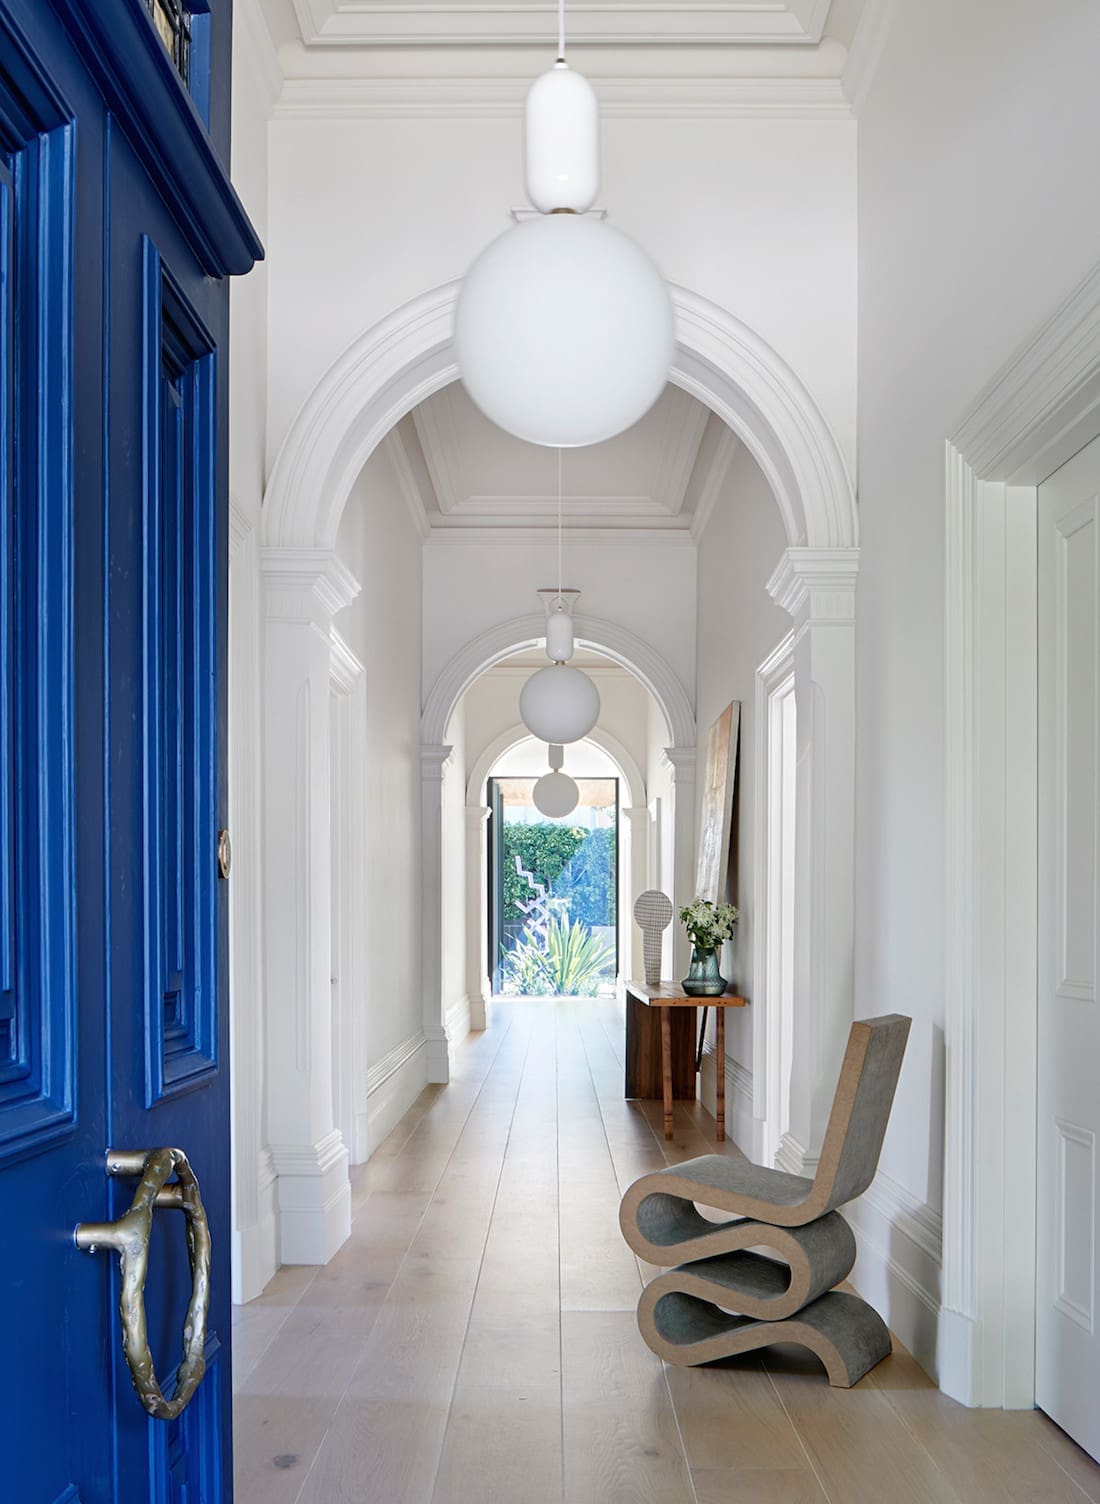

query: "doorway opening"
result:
(488, 773), (619, 998)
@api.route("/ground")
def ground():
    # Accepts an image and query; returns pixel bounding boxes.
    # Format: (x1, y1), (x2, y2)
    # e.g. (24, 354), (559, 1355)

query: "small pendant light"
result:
(533, 743), (580, 819)
(518, 452), (600, 745)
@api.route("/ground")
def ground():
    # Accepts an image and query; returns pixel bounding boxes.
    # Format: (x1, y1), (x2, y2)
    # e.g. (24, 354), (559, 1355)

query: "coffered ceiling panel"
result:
(292, 0), (833, 49)
(409, 381), (710, 529)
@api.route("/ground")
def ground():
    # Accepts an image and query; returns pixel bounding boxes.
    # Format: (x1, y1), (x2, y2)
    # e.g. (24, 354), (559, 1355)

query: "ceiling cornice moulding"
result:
(422, 525), (698, 546)
(236, 0), (284, 114)
(273, 75), (852, 119)
(952, 259), (1100, 485)
(291, 0), (831, 49)
(839, 0), (898, 112)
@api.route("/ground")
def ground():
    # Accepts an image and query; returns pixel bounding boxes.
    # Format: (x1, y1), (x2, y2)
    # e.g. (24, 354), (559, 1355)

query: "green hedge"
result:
(502, 823), (616, 929)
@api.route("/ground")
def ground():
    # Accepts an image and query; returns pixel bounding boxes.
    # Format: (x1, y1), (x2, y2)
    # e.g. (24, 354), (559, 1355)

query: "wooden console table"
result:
(623, 980), (747, 1143)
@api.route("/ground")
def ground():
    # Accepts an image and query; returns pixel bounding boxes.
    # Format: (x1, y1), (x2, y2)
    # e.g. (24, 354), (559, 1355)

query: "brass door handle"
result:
(75, 1147), (211, 1420)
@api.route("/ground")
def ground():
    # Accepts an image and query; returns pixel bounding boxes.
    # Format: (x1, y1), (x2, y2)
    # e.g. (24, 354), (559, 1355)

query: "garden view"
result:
(489, 777), (618, 997)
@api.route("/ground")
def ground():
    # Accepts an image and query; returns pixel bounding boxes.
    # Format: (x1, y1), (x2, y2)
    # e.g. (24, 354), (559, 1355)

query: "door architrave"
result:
(943, 260), (1100, 1408)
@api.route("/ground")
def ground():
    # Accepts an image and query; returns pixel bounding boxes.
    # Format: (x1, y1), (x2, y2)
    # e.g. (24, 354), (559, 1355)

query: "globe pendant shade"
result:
(454, 214), (675, 448)
(519, 663), (600, 743)
(532, 769), (580, 819)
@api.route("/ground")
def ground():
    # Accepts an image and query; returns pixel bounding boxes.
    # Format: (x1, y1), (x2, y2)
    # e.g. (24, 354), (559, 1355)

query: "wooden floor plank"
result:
(432, 1005), (563, 1504)
(232, 1305), (374, 1504)
(692, 1467), (828, 1503)
(867, 1345), (1099, 1503)
(232, 996), (1100, 1504)
(292, 1006), (534, 1503)
(562, 1309), (696, 1504)
(664, 1359), (817, 1475)
(557, 1007), (647, 1312)
(761, 1345), (967, 1504)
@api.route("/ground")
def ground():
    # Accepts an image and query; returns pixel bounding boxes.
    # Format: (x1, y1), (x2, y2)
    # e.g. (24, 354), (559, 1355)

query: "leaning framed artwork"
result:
(695, 702), (741, 902)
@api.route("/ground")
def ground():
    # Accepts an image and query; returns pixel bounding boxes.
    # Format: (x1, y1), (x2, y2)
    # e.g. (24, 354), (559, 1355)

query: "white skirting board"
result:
(366, 1028), (431, 1150)
(844, 1172), (943, 1383)
(698, 1044), (764, 1164)
(232, 1150), (278, 1306)
(697, 1043), (943, 1382)
(445, 993), (472, 1046)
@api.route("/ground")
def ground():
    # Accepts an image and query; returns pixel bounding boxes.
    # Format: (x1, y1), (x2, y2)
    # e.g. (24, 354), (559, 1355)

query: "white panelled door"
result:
(1037, 434), (1100, 1460)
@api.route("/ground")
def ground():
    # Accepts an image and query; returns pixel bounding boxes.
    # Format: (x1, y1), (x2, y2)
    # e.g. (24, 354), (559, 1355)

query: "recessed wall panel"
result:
(1057, 502), (1097, 1003)
(1055, 1118), (1096, 1333)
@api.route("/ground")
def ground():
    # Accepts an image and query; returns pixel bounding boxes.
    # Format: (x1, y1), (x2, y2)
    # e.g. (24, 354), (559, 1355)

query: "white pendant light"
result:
(520, 663), (599, 744)
(533, 743), (580, 819)
(518, 454), (600, 744)
(454, 0), (674, 449)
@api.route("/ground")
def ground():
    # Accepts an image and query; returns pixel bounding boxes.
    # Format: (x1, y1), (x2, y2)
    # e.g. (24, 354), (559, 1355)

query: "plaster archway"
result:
(465, 724), (646, 809)
(256, 281), (860, 1274)
(424, 612), (692, 751)
(262, 282), (857, 555)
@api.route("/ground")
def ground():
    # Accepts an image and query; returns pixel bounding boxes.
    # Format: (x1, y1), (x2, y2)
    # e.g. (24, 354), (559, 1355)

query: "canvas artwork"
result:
(695, 702), (741, 903)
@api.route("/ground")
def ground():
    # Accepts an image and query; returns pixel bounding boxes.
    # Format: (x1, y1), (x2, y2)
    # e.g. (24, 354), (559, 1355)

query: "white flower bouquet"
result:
(678, 898), (739, 951)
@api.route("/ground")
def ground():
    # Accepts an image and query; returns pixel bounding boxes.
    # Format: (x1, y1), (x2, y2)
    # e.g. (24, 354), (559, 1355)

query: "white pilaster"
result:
(228, 509), (278, 1302)
(422, 743), (455, 1082)
(465, 805), (491, 1029)
(767, 546), (859, 1175)
(662, 747), (697, 979)
(261, 547), (360, 1265)
(330, 629), (369, 1165)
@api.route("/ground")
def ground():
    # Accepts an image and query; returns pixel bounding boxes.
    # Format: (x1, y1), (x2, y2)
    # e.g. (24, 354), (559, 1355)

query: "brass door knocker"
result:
(76, 1147), (211, 1420)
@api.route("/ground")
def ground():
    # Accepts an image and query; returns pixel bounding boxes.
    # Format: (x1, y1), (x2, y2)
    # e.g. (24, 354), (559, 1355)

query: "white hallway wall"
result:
(422, 537), (697, 699)
(334, 448), (428, 1152)
(694, 441), (792, 1157)
(265, 113), (857, 501)
(852, 0), (1100, 1380)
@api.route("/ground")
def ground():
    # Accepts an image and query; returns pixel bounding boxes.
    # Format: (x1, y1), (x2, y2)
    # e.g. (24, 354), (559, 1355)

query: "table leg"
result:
(695, 1005), (708, 1072)
(660, 1006), (673, 1141)
(715, 1006), (725, 1143)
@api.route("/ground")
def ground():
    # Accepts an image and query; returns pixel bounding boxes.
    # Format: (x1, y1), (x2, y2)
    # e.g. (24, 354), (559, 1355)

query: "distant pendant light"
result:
(454, 0), (674, 449)
(519, 451), (600, 744)
(533, 744), (580, 819)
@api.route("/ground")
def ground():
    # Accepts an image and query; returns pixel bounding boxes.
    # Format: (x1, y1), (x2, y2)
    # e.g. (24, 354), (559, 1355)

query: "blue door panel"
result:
(103, 118), (234, 1496)
(0, 6), (112, 1499)
(0, 0), (259, 1497)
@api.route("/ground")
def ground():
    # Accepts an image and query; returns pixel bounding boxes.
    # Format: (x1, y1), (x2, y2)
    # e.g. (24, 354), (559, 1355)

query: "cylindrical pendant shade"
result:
(519, 663), (600, 743)
(525, 62), (599, 215)
(545, 607), (575, 662)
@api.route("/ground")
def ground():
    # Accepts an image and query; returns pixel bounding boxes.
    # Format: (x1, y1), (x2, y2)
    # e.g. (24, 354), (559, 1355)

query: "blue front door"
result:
(0, 3), (260, 1499)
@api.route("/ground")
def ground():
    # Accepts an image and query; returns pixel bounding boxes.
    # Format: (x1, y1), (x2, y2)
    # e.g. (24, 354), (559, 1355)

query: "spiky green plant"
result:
(504, 916), (615, 997)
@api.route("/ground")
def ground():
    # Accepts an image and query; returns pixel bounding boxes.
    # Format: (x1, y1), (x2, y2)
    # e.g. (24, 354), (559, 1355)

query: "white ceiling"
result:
(254, 0), (880, 108)
(389, 381), (738, 541)
(289, 0), (841, 49)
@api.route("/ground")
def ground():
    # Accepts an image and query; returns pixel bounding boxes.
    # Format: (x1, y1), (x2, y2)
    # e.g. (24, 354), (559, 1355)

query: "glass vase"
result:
(681, 943), (726, 997)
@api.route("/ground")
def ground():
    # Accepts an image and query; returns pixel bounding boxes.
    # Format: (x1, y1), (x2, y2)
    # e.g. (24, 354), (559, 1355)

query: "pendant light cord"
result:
(556, 446), (563, 604)
(557, 0), (566, 61)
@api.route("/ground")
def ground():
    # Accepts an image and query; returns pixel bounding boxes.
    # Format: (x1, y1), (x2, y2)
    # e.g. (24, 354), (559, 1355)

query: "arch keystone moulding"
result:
(422, 612), (695, 752)
(262, 282), (857, 555)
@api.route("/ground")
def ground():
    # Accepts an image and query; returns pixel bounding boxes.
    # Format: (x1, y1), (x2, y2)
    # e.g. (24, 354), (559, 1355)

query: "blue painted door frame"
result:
(0, 2), (260, 1499)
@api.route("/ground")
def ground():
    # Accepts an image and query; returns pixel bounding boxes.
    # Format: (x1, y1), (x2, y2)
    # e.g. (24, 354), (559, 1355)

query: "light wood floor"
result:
(233, 998), (1100, 1504)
